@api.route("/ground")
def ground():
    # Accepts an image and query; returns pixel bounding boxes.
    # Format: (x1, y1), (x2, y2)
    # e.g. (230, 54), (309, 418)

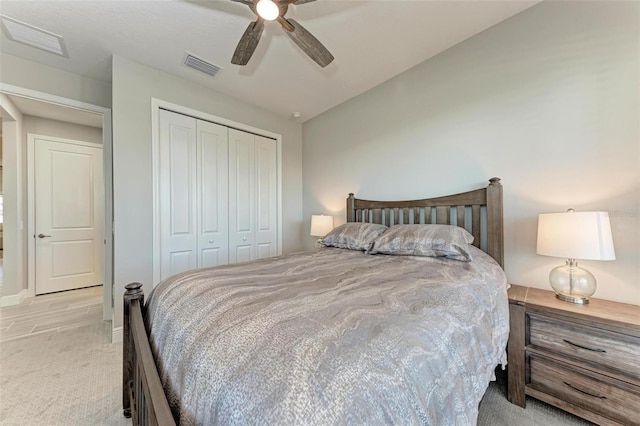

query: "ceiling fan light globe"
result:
(256, 0), (279, 21)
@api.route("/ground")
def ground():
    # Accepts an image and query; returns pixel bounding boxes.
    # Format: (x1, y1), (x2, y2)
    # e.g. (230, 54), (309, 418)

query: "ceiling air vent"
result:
(1, 15), (68, 57)
(183, 52), (222, 78)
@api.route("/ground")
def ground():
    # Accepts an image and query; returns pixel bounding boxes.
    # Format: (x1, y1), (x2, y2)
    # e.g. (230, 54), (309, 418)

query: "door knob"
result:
(209, 239), (215, 244)
(38, 233), (52, 238)
(242, 237), (247, 241)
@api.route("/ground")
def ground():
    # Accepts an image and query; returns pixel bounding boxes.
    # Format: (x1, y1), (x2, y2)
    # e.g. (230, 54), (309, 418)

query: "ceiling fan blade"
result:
(293, 0), (317, 4)
(229, 0), (254, 5)
(279, 18), (334, 68)
(231, 19), (265, 66)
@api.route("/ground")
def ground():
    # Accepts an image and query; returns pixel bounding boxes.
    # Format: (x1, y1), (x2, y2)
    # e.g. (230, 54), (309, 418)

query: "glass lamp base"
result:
(549, 259), (596, 305)
(555, 292), (590, 304)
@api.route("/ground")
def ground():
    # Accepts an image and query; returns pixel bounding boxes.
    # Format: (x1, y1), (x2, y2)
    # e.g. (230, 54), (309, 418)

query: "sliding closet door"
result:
(197, 120), (229, 268)
(159, 110), (198, 279)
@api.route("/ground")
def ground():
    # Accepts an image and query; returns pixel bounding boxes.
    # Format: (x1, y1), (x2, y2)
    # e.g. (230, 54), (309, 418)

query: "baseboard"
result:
(0, 289), (28, 307)
(112, 326), (123, 344)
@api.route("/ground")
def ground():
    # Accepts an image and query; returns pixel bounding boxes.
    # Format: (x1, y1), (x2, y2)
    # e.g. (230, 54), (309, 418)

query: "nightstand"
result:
(507, 285), (640, 426)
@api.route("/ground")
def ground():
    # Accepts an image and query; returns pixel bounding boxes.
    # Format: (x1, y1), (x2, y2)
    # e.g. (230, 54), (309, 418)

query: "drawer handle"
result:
(562, 339), (606, 353)
(563, 382), (607, 399)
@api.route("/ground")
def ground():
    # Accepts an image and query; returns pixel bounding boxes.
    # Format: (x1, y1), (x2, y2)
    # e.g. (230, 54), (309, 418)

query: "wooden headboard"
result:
(346, 178), (504, 267)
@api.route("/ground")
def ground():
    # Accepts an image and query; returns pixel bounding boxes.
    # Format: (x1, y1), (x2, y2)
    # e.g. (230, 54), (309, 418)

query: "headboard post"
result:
(486, 177), (504, 268)
(347, 193), (356, 222)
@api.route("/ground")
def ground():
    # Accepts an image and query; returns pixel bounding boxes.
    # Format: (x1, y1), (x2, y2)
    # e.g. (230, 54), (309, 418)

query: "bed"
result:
(123, 177), (506, 426)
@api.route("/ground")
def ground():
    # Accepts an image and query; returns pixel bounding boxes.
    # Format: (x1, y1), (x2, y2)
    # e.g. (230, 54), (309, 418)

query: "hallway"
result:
(0, 285), (104, 343)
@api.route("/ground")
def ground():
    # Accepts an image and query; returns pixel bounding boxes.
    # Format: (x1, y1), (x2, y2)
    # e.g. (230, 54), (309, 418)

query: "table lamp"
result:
(536, 209), (615, 304)
(310, 214), (334, 239)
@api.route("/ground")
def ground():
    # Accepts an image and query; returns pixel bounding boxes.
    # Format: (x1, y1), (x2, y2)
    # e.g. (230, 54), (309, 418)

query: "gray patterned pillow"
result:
(368, 224), (474, 261)
(320, 223), (388, 251)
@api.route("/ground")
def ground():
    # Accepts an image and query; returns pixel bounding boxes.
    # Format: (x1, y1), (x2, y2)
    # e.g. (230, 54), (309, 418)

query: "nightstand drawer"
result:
(529, 354), (640, 426)
(529, 313), (640, 379)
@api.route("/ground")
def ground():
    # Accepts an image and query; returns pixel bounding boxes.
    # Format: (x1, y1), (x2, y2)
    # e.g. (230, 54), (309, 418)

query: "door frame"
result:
(150, 98), (283, 286)
(27, 134), (104, 296)
(1, 83), (114, 324)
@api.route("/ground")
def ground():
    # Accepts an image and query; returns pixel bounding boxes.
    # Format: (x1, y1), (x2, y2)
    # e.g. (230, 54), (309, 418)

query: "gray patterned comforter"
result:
(146, 246), (509, 426)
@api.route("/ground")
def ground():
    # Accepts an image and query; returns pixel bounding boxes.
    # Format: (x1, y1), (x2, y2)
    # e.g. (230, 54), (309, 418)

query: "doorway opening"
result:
(0, 86), (113, 337)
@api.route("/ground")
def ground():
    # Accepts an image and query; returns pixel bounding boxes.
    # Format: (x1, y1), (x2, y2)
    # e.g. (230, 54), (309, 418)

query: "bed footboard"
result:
(123, 283), (175, 426)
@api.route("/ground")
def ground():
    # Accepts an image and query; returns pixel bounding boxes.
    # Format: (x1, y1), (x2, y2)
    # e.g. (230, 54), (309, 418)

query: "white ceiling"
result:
(0, 0), (540, 122)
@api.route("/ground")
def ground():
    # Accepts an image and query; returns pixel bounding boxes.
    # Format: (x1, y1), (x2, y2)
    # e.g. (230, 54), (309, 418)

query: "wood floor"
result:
(0, 286), (103, 342)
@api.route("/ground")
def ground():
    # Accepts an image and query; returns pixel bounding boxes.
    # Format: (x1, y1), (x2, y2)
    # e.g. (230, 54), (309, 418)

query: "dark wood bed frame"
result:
(122, 177), (504, 425)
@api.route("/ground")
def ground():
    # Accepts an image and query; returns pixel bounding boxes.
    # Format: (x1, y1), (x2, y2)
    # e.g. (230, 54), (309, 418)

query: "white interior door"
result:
(229, 129), (255, 263)
(255, 135), (278, 259)
(197, 120), (229, 268)
(159, 110), (198, 280)
(34, 137), (104, 295)
(156, 107), (279, 280)
(229, 130), (277, 263)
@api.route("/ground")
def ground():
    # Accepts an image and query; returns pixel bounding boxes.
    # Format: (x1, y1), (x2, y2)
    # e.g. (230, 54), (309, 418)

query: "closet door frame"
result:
(150, 99), (282, 286)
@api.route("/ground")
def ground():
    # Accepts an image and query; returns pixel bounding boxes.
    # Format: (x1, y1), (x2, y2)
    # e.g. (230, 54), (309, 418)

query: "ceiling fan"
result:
(230, 0), (334, 68)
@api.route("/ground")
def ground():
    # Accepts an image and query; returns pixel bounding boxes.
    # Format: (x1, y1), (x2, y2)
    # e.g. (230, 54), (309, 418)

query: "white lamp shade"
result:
(310, 215), (334, 237)
(536, 211), (615, 260)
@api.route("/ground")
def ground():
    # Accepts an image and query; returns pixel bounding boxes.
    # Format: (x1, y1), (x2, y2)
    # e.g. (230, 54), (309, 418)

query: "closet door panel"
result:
(159, 110), (198, 280)
(229, 129), (255, 263)
(234, 246), (253, 263)
(255, 135), (278, 259)
(197, 120), (229, 268)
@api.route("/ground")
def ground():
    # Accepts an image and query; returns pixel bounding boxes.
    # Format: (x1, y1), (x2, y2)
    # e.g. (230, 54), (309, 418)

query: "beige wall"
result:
(112, 55), (304, 330)
(0, 94), (25, 300)
(23, 116), (103, 145)
(0, 53), (111, 108)
(302, 1), (640, 305)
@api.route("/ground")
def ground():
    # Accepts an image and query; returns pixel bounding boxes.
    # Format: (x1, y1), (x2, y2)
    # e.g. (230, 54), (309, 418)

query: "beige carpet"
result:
(0, 321), (127, 426)
(0, 318), (593, 425)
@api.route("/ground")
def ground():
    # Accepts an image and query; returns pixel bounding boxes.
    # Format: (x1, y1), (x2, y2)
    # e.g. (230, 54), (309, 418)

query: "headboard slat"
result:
(471, 205), (481, 248)
(436, 206), (449, 225)
(373, 209), (382, 224)
(456, 206), (465, 229)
